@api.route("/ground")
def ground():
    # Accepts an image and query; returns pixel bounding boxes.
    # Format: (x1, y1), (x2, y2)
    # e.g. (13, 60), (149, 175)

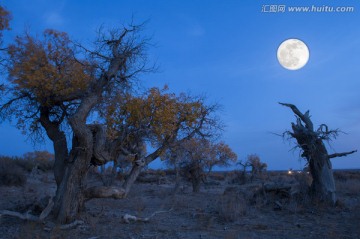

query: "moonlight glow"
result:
(277, 39), (310, 70)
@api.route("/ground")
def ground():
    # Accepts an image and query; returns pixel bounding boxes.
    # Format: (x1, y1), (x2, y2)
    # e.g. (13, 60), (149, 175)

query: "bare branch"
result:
(328, 150), (357, 159)
(279, 102), (313, 131)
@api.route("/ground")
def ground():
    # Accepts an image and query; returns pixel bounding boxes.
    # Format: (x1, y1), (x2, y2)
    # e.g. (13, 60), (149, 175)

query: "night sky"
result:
(1, 0), (360, 170)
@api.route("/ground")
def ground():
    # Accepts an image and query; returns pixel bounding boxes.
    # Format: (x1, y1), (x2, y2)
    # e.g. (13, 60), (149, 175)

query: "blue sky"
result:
(1, 0), (360, 170)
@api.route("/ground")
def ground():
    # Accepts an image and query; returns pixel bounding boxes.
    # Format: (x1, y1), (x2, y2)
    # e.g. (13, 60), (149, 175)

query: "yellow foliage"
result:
(0, 6), (11, 35)
(105, 86), (205, 144)
(7, 29), (92, 106)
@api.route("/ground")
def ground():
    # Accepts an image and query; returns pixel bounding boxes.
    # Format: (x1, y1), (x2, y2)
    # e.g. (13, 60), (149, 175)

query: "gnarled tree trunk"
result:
(52, 96), (98, 223)
(53, 147), (92, 223)
(280, 103), (356, 204)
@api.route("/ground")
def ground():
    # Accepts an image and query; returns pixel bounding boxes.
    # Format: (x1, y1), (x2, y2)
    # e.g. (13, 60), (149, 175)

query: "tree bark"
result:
(307, 139), (336, 203)
(53, 96), (98, 223)
(39, 108), (68, 187)
(192, 177), (201, 193)
(52, 144), (93, 223)
(189, 165), (202, 193)
(121, 144), (168, 197)
(123, 164), (143, 196)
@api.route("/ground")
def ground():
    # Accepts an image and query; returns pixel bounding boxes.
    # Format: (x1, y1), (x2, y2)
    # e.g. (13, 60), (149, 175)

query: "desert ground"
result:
(1, 167), (360, 239)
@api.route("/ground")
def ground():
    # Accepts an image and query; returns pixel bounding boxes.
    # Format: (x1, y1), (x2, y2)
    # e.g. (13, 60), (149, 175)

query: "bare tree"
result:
(280, 103), (357, 204)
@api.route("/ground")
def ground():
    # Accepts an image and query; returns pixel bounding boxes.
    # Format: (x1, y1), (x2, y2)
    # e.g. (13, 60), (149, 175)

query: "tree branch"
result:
(279, 102), (313, 131)
(328, 150), (357, 159)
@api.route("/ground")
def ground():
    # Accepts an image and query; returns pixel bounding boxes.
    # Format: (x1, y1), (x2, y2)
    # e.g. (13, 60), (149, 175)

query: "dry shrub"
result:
(146, 169), (166, 177)
(116, 172), (126, 181)
(164, 168), (176, 176)
(335, 170), (360, 181)
(208, 172), (226, 181)
(333, 171), (348, 182)
(227, 170), (247, 185)
(13, 158), (35, 172)
(287, 173), (312, 210)
(136, 175), (160, 183)
(336, 179), (360, 196)
(218, 187), (247, 222)
(10, 151), (55, 172)
(0, 156), (27, 186)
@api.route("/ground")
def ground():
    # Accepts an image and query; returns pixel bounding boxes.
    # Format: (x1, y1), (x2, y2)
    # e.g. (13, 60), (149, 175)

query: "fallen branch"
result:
(85, 186), (126, 200)
(59, 220), (84, 230)
(0, 197), (54, 222)
(44, 220), (85, 232)
(0, 210), (39, 221)
(121, 208), (174, 224)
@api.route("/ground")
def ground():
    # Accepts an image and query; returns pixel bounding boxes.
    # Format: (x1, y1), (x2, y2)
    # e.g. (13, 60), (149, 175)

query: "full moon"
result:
(277, 39), (309, 70)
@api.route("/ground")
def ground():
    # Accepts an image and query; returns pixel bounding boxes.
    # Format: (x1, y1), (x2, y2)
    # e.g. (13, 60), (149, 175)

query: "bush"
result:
(0, 156), (27, 186)
(217, 189), (247, 222)
(13, 158), (36, 172)
(208, 172), (226, 181)
(23, 151), (54, 172)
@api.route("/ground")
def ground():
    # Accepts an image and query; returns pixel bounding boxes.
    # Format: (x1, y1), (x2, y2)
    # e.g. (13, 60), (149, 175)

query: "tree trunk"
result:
(39, 108), (68, 187)
(308, 140), (336, 203)
(122, 164), (143, 197)
(192, 177), (201, 193)
(52, 95), (98, 223)
(173, 164), (181, 194)
(189, 166), (202, 193)
(52, 132), (68, 187)
(53, 148), (92, 223)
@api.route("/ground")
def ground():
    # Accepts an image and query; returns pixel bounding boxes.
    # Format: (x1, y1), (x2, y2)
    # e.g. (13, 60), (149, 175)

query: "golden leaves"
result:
(0, 6), (11, 35)
(105, 86), (205, 144)
(7, 29), (92, 106)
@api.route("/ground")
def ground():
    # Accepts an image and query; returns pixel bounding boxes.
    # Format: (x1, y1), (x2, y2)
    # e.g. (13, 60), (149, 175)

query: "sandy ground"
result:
(1, 170), (360, 239)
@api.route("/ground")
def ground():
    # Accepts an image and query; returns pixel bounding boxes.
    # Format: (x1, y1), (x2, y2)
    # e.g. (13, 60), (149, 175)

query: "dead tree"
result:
(280, 103), (357, 204)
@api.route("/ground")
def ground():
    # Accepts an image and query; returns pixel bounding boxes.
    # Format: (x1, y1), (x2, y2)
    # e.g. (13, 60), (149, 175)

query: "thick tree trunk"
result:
(52, 96), (98, 223)
(189, 166), (202, 193)
(53, 142), (93, 223)
(308, 140), (336, 203)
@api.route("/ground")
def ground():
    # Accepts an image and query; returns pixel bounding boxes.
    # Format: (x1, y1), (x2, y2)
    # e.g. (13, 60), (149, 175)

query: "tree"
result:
(280, 103), (357, 204)
(0, 5), (11, 44)
(167, 138), (237, 193)
(0, 22), (225, 223)
(238, 154), (267, 183)
(0, 5), (11, 77)
(95, 86), (221, 195)
(247, 154), (267, 176)
(0, 24), (152, 223)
